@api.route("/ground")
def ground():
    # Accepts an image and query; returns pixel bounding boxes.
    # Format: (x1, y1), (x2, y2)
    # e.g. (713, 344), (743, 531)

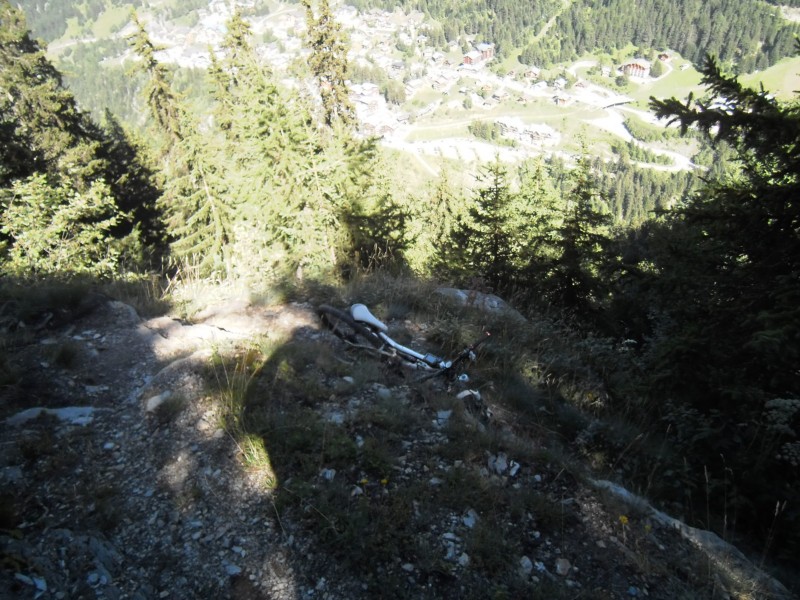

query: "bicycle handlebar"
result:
(447, 331), (491, 368)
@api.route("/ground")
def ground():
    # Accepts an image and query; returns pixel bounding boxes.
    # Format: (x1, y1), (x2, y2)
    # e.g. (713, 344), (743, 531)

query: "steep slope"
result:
(0, 294), (792, 599)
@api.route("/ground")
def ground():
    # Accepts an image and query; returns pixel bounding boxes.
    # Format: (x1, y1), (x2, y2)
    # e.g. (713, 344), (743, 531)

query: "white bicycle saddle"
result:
(349, 304), (388, 332)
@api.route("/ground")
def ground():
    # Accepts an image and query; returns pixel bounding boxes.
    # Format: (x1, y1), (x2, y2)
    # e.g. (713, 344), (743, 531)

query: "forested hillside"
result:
(355, 0), (799, 71)
(2, 0), (799, 593)
(519, 0), (800, 71)
(16, 0), (270, 43)
(15, 0), (146, 42)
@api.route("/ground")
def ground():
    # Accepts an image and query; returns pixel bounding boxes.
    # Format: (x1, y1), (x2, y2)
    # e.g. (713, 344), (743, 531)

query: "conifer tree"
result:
(516, 158), (564, 305)
(444, 161), (525, 294)
(0, 1), (158, 274)
(637, 54), (800, 555)
(340, 148), (408, 273)
(167, 129), (235, 276)
(128, 15), (234, 277)
(409, 169), (463, 275)
(1, 174), (121, 277)
(548, 154), (614, 314)
(649, 54), (800, 399)
(517, 157), (563, 263)
(99, 109), (164, 256)
(0, 0), (104, 189)
(208, 9), (259, 136)
(206, 9), (324, 275)
(127, 12), (186, 143)
(302, 0), (357, 128)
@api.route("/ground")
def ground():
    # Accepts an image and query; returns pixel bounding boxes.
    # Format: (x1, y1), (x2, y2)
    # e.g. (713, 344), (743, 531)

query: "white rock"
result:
(462, 509), (478, 529)
(444, 541), (456, 560)
(6, 406), (103, 426)
(556, 557), (571, 576)
(488, 452), (508, 475)
(434, 410), (452, 428)
(144, 392), (171, 413)
(519, 556), (533, 576)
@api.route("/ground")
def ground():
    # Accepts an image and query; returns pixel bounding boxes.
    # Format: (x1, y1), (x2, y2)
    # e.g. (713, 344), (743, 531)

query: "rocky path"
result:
(1, 298), (326, 599)
(1, 297), (794, 599)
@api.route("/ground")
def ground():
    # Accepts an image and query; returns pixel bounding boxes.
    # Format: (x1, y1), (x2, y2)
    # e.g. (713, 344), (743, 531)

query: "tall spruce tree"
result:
(127, 12), (186, 144)
(516, 157), (564, 305)
(0, 1), (159, 274)
(638, 53), (800, 558)
(207, 9), (329, 276)
(409, 169), (463, 276)
(128, 14), (234, 277)
(302, 0), (357, 128)
(98, 109), (164, 256)
(649, 54), (800, 402)
(548, 154), (614, 315)
(443, 160), (529, 294)
(0, 0), (104, 189)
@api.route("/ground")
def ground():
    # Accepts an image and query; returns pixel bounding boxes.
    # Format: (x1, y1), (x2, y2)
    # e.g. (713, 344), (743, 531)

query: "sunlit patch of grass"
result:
(208, 336), (285, 486)
(742, 55), (800, 100)
(92, 5), (130, 37)
(103, 274), (172, 318)
(236, 433), (277, 489)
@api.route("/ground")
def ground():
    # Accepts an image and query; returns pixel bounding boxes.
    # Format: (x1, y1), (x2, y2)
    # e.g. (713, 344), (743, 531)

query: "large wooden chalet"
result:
(463, 42), (495, 65)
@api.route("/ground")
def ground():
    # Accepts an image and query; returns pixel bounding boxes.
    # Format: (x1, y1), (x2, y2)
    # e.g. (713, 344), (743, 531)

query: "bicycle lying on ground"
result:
(318, 303), (490, 382)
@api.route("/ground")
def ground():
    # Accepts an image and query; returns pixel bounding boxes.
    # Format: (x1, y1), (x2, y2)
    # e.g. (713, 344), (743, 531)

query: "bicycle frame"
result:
(347, 303), (489, 379)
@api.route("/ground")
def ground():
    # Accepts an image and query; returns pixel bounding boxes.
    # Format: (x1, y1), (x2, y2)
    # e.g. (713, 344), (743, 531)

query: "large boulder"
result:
(435, 288), (526, 322)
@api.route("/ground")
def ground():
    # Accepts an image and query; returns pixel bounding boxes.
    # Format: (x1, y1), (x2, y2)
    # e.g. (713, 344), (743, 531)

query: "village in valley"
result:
(123, 0), (695, 172)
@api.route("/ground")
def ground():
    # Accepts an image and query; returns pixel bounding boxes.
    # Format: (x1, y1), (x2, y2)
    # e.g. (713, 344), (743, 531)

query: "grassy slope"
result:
(742, 55), (800, 100)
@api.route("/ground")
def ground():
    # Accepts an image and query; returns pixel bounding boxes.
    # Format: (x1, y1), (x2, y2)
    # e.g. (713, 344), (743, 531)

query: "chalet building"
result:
(492, 89), (510, 101)
(463, 50), (481, 65)
(475, 42), (495, 61)
(523, 67), (540, 80)
(496, 117), (558, 144)
(622, 59), (651, 78)
(463, 42), (495, 66)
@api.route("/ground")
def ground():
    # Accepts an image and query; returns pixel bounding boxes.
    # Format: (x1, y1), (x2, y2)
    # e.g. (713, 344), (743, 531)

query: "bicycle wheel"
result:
(318, 305), (382, 348)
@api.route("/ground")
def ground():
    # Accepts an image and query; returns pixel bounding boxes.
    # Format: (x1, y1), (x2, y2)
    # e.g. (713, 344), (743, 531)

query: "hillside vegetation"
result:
(354, 0), (800, 71)
(2, 0), (799, 596)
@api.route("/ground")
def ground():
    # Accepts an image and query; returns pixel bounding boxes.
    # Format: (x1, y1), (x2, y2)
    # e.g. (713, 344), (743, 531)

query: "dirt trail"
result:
(0, 296), (792, 599)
